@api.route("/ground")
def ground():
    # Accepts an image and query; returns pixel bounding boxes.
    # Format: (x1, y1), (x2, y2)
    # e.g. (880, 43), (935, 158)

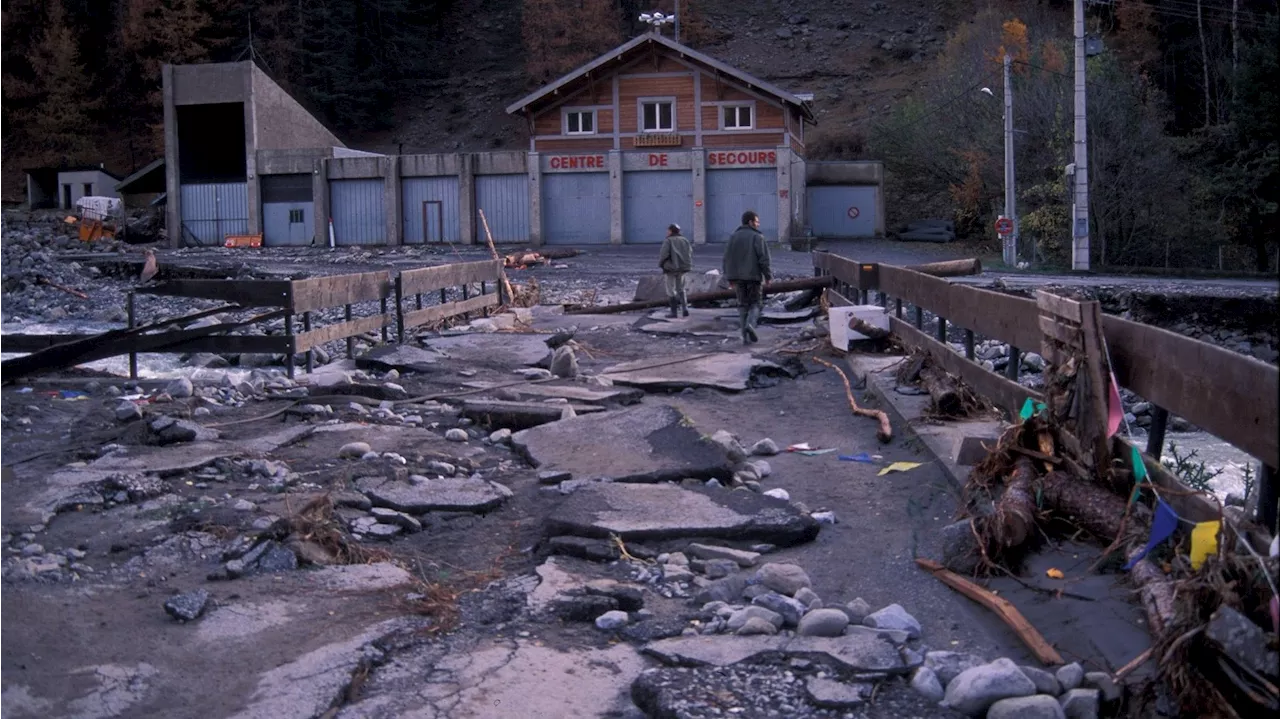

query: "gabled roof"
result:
(506, 33), (815, 123)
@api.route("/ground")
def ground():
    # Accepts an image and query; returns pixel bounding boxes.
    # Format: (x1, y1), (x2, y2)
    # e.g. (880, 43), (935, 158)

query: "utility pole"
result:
(675, 0), (681, 43)
(1071, 0), (1090, 270)
(1002, 54), (1017, 267)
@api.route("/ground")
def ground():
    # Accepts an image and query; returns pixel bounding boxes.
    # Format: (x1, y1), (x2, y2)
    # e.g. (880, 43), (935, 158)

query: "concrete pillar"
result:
(244, 67), (260, 237)
(775, 146), (792, 246)
(528, 152), (543, 247)
(313, 158), (330, 247)
(458, 153), (476, 245)
(791, 154), (808, 241)
(609, 150), (623, 245)
(162, 64), (181, 248)
(692, 148), (707, 245)
(384, 155), (402, 245)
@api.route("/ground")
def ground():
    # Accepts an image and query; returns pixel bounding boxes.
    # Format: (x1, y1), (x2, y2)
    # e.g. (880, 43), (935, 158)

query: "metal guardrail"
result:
(814, 252), (1279, 470)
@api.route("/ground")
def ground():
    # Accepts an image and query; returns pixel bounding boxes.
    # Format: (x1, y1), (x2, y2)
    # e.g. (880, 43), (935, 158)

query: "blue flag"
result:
(1124, 499), (1178, 570)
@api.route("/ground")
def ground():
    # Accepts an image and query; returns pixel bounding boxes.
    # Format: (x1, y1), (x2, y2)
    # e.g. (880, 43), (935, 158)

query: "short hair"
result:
(741, 210), (759, 225)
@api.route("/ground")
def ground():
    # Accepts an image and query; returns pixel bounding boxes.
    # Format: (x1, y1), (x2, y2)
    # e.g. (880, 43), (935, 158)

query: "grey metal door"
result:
(261, 175), (315, 246)
(330, 179), (386, 245)
(706, 169), (777, 243)
(623, 171), (693, 245)
(475, 174), (529, 243)
(180, 182), (249, 246)
(402, 176), (460, 243)
(807, 186), (877, 238)
(542, 172), (610, 245)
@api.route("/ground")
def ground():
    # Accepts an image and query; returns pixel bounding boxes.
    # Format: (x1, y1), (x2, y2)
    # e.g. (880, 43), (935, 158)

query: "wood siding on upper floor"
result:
(526, 46), (803, 155)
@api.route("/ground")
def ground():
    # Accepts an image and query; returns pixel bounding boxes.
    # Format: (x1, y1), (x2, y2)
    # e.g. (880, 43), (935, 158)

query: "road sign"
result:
(847, 206), (860, 220)
(994, 217), (1014, 236)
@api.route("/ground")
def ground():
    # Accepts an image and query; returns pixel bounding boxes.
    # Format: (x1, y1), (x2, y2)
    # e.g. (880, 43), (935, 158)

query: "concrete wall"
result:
(806, 161), (883, 187)
(171, 63), (245, 106)
(250, 65), (344, 152)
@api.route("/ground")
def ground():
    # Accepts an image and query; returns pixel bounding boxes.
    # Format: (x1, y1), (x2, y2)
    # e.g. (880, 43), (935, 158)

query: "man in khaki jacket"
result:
(658, 224), (693, 318)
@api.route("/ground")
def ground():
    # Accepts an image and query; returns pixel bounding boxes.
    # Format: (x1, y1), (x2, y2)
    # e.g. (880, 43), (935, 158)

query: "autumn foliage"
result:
(522, 0), (622, 82)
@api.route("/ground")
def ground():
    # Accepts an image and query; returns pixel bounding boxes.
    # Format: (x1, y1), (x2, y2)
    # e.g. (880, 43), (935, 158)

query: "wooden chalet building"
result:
(506, 32), (816, 245)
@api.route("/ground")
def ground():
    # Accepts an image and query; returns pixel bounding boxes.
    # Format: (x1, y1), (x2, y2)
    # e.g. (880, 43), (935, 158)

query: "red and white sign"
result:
(994, 217), (1014, 236)
(546, 154), (607, 171)
(847, 206), (860, 220)
(707, 150), (778, 168)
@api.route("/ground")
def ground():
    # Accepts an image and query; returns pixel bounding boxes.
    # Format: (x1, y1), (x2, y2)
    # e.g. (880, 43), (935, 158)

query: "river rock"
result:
(686, 542), (761, 567)
(164, 589), (210, 621)
(1059, 688), (1100, 719)
(550, 345), (579, 378)
(987, 695), (1065, 719)
(843, 597), (872, 623)
(115, 401), (142, 422)
(925, 651), (987, 686)
(752, 592), (806, 627)
(755, 562), (811, 595)
(1056, 662), (1084, 691)
(1082, 672), (1121, 702)
(942, 657), (1038, 716)
(797, 608), (850, 637)
(339, 442), (371, 459)
(1021, 665), (1062, 696)
(863, 603), (921, 639)
(750, 438), (779, 456)
(910, 666), (945, 703)
(709, 430), (748, 462)
(736, 616), (779, 636)
(595, 610), (629, 630)
(165, 377), (194, 399)
(726, 606), (784, 631)
(805, 677), (867, 709)
(445, 428), (468, 442)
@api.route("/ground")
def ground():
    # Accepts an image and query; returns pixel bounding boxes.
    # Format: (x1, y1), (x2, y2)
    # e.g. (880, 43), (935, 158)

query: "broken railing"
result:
(813, 251), (1279, 526)
(0, 259), (507, 382)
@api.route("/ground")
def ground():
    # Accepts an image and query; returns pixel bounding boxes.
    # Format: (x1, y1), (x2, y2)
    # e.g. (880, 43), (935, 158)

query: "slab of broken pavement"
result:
(3, 268), (1132, 719)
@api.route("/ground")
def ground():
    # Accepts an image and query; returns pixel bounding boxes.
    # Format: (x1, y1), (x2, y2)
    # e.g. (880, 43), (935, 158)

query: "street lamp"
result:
(982, 56), (1019, 268)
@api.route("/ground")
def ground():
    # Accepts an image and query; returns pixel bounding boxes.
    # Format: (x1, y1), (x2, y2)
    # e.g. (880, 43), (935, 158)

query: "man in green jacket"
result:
(658, 223), (693, 318)
(722, 210), (771, 344)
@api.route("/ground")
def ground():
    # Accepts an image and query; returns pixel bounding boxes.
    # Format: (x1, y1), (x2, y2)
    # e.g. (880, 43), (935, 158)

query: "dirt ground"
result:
(3, 239), (1274, 718)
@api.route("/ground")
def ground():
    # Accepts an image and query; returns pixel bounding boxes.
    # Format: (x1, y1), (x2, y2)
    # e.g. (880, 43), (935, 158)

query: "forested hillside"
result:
(2, 0), (1276, 270)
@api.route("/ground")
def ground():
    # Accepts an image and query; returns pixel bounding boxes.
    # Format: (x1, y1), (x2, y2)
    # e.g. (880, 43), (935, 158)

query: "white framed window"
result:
(639, 98), (675, 132)
(722, 104), (754, 130)
(563, 109), (596, 135)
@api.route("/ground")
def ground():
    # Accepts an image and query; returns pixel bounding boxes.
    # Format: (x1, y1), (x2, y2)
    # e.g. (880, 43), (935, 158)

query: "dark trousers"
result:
(734, 281), (762, 331)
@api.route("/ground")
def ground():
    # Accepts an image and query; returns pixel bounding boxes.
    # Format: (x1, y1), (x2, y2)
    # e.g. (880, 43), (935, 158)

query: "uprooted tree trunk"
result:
(920, 364), (963, 416)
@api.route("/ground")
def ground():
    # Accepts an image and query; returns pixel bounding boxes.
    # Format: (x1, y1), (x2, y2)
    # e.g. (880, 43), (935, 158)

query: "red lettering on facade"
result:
(706, 150), (777, 167)
(648, 153), (669, 167)
(548, 155), (607, 170)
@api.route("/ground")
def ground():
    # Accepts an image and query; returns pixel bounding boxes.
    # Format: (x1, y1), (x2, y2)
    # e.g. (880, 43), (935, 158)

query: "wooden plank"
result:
(1104, 315), (1279, 467)
(1037, 315), (1083, 350)
(890, 316), (1041, 418)
(0, 334), (96, 352)
(152, 335), (292, 355)
(1078, 302), (1112, 472)
(916, 558), (1064, 666)
(820, 254), (863, 287)
(402, 294), (498, 330)
(1035, 290), (1084, 323)
(136, 279), (292, 307)
(825, 288), (853, 307)
(399, 260), (503, 296)
(291, 271), (392, 312)
(880, 265), (1042, 351)
(293, 314), (392, 353)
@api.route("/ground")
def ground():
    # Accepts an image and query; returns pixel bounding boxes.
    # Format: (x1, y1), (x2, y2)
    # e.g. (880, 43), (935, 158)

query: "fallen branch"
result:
(813, 357), (892, 443)
(916, 557), (1065, 666)
(565, 276), (834, 315)
(477, 209), (516, 303)
(36, 276), (89, 299)
(848, 315), (891, 341)
(1113, 647), (1154, 682)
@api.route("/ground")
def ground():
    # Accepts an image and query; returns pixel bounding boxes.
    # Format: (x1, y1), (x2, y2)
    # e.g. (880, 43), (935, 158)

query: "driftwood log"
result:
(905, 258), (983, 277)
(919, 364), (963, 416)
(848, 315), (890, 341)
(565, 276), (834, 315)
(814, 357), (892, 443)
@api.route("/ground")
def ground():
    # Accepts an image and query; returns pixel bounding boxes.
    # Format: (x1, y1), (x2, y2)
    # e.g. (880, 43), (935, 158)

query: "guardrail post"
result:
(1258, 464), (1277, 533)
(913, 306), (923, 330)
(894, 298), (902, 319)
(284, 311), (296, 379)
(380, 297), (389, 344)
(345, 304), (354, 358)
(1146, 405), (1169, 459)
(303, 312), (314, 373)
(936, 317), (948, 344)
(395, 276), (405, 344)
(1006, 346), (1020, 382)
(964, 329), (975, 361)
(462, 284), (470, 321)
(481, 281), (490, 317)
(126, 292), (138, 380)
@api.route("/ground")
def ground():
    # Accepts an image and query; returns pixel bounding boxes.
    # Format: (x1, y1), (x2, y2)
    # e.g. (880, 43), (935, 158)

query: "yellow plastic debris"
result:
(877, 461), (923, 476)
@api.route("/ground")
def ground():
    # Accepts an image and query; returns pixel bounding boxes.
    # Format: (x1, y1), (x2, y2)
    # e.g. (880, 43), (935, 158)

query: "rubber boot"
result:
(744, 306), (760, 344)
(667, 298), (678, 318)
(680, 293), (689, 317)
(739, 307), (751, 344)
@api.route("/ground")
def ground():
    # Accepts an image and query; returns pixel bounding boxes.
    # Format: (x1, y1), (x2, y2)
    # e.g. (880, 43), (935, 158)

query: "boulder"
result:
(863, 603), (922, 639)
(797, 608), (850, 637)
(942, 657), (1036, 716)
(1059, 688), (1100, 719)
(987, 695), (1065, 719)
(755, 562), (811, 596)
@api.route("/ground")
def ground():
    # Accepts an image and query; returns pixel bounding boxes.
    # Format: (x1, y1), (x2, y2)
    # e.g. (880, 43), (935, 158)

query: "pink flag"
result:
(1107, 372), (1123, 437)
